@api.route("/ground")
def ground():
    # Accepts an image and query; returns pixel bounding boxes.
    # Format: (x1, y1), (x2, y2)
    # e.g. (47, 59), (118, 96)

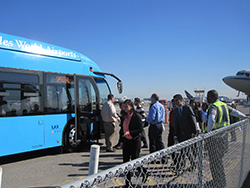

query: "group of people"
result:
(100, 93), (165, 153)
(101, 93), (165, 187)
(168, 90), (248, 187)
(101, 90), (248, 187)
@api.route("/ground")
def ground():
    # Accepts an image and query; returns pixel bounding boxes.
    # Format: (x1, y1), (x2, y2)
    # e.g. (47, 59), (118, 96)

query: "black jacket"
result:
(120, 112), (143, 142)
(173, 105), (197, 142)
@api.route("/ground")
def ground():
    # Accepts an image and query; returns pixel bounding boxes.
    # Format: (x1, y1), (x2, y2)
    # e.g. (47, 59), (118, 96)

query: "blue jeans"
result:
(148, 123), (165, 153)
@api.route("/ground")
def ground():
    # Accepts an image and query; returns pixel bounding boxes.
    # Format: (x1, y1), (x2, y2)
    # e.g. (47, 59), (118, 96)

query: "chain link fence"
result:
(59, 119), (250, 188)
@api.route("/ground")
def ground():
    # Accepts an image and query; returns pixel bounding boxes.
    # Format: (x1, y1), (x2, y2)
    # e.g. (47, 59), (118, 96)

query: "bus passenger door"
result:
(74, 75), (100, 142)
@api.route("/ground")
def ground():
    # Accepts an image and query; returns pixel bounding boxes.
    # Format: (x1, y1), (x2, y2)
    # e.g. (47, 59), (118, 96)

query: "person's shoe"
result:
(114, 144), (121, 149)
(106, 149), (116, 152)
(142, 145), (148, 148)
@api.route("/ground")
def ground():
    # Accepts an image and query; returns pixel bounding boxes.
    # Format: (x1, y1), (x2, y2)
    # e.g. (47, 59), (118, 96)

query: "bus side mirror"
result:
(117, 82), (123, 94)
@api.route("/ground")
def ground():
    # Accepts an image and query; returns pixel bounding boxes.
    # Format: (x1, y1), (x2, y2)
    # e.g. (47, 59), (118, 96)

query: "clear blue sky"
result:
(1, 0), (250, 100)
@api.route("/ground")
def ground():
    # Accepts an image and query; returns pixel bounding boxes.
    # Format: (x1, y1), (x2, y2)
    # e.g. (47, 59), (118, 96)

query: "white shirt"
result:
(101, 100), (120, 123)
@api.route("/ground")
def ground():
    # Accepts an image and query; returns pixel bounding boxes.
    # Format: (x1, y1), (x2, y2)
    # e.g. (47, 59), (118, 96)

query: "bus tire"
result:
(63, 123), (83, 152)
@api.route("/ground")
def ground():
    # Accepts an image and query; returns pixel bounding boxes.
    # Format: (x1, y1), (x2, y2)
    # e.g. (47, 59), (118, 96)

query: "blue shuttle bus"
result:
(0, 32), (123, 157)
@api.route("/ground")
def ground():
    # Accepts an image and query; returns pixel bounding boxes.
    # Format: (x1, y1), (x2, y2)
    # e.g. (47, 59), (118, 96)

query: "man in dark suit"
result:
(173, 94), (197, 171)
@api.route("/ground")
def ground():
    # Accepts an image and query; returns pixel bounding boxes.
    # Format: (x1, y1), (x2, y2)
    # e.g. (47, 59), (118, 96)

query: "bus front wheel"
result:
(64, 123), (83, 152)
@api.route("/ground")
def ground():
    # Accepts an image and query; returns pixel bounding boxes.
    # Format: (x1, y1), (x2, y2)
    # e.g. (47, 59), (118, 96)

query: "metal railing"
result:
(59, 119), (250, 188)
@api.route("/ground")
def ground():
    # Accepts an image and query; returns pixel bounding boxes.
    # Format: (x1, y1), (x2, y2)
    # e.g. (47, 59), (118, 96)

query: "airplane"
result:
(184, 90), (205, 103)
(184, 90), (194, 99)
(218, 96), (233, 104)
(223, 69), (250, 103)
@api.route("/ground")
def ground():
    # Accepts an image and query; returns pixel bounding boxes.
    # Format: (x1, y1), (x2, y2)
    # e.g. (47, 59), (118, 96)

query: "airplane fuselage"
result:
(223, 70), (250, 96)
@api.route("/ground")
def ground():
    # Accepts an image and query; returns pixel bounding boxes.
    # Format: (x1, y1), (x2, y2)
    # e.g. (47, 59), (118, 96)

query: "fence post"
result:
(0, 167), (2, 188)
(89, 145), (100, 176)
(238, 121), (247, 187)
(197, 135), (204, 188)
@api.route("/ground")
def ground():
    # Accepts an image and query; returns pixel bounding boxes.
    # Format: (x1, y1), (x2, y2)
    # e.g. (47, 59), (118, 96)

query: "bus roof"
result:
(0, 32), (104, 77)
(0, 32), (82, 61)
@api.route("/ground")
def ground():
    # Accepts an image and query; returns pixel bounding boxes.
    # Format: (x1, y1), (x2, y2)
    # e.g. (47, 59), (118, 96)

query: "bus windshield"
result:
(95, 78), (111, 108)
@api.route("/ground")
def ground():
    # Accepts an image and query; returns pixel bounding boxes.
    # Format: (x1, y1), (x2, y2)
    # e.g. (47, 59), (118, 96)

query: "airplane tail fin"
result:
(184, 90), (194, 99)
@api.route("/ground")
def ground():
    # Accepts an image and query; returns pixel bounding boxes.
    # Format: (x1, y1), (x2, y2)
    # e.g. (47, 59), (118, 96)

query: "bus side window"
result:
(45, 74), (74, 114)
(0, 86), (21, 116)
(45, 85), (73, 113)
(46, 86), (59, 112)
(29, 104), (40, 114)
(0, 100), (11, 116)
(22, 84), (41, 115)
(0, 83), (41, 117)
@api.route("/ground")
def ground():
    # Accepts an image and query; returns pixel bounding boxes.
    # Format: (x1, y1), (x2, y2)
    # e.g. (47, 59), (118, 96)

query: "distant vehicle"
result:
(0, 32), (123, 157)
(223, 70), (250, 105)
